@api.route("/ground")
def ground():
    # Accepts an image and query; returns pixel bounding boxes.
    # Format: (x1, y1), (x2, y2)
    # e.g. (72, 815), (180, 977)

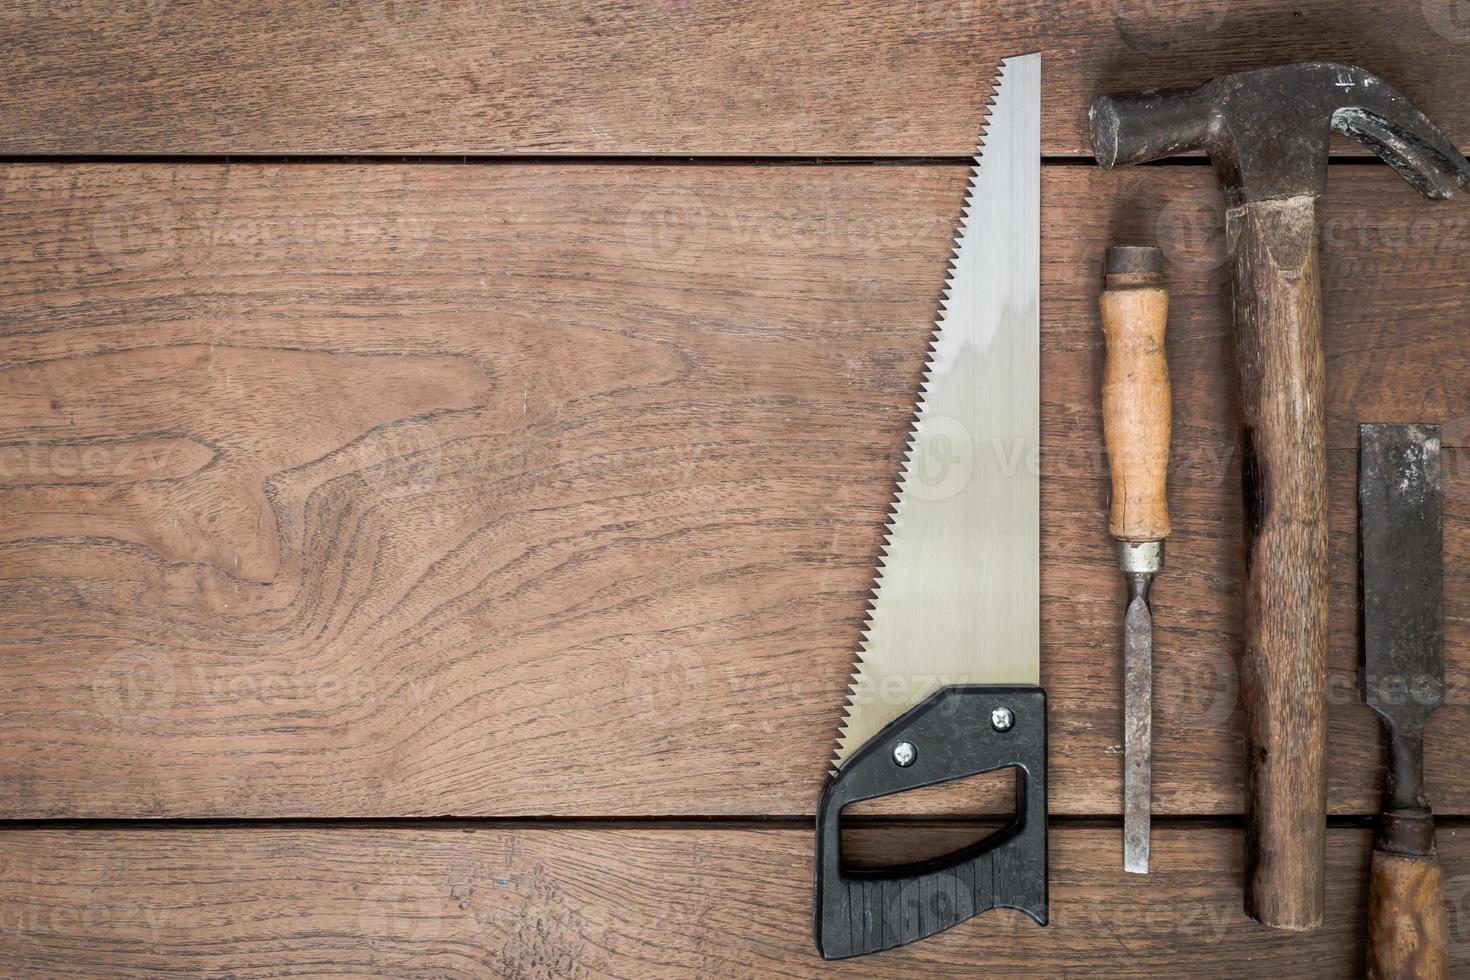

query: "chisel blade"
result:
(1359, 423), (1444, 735)
(1123, 583), (1153, 874)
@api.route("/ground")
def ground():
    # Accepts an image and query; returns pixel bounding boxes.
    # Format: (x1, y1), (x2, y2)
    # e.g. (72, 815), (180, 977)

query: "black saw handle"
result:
(813, 684), (1048, 959)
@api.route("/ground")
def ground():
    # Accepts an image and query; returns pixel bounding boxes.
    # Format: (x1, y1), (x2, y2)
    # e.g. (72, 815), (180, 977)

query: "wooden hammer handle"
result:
(1227, 195), (1329, 931)
(1099, 247), (1171, 542)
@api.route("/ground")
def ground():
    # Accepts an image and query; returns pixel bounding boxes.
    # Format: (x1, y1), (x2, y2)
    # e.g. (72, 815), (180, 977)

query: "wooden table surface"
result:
(2, 2), (1469, 976)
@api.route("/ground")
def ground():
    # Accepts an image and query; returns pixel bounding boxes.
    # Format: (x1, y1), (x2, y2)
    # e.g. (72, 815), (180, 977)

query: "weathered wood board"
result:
(0, 823), (1464, 977)
(6, 3), (1470, 973)
(2, 1), (1470, 156)
(0, 162), (1466, 818)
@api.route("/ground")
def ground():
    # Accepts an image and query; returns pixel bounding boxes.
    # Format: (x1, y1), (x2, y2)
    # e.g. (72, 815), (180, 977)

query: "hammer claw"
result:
(1332, 106), (1470, 200)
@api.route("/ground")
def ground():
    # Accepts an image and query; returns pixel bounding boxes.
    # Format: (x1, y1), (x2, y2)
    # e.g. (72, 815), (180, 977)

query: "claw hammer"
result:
(1089, 63), (1470, 930)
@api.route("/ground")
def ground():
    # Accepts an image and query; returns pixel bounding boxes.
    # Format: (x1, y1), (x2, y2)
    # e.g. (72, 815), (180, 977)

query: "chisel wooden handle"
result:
(1100, 246), (1171, 543)
(1369, 836), (1449, 979)
(1227, 196), (1328, 931)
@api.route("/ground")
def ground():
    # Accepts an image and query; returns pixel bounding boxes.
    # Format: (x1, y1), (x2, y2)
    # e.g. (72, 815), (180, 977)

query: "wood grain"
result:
(1100, 273), (1171, 541)
(0, 823), (1461, 977)
(2, 1), (1470, 156)
(0, 162), (1468, 819)
(1228, 195), (1330, 930)
(1368, 849), (1451, 980)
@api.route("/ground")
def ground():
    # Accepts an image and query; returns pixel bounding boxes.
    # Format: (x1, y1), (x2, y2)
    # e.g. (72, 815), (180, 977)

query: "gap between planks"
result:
(0, 815), (1456, 832)
(0, 154), (1398, 167)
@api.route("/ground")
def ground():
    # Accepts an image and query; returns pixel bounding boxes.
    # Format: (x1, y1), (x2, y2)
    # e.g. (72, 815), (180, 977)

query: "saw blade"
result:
(834, 53), (1040, 768)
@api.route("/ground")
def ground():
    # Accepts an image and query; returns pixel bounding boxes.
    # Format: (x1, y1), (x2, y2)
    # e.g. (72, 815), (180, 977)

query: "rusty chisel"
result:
(1099, 245), (1171, 873)
(1359, 423), (1449, 979)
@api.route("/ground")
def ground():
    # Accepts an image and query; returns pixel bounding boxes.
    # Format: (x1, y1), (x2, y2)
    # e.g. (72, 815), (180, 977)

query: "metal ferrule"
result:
(1115, 539), (1164, 576)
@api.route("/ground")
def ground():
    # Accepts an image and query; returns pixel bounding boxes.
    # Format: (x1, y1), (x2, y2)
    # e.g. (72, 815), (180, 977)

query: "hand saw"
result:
(814, 52), (1045, 959)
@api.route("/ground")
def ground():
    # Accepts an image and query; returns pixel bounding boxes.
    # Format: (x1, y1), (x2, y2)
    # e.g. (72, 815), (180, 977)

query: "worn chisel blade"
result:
(1123, 582), (1153, 873)
(1359, 423), (1444, 734)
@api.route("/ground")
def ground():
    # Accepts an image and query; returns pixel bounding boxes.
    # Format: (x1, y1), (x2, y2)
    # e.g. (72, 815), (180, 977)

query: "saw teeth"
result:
(829, 56), (1015, 773)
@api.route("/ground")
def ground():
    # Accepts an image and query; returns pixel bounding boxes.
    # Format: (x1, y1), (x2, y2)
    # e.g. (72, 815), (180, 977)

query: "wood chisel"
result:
(1098, 245), (1170, 874)
(1359, 423), (1449, 979)
(813, 53), (1043, 959)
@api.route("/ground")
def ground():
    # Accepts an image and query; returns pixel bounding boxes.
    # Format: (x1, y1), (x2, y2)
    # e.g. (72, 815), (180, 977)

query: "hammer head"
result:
(1091, 62), (1470, 208)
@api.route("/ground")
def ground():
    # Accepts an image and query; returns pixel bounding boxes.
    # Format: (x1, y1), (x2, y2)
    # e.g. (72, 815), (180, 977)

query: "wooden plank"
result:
(3, 1), (1470, 156)
(0, 162), (1467, 818)
(0, 823), (1462, 976)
